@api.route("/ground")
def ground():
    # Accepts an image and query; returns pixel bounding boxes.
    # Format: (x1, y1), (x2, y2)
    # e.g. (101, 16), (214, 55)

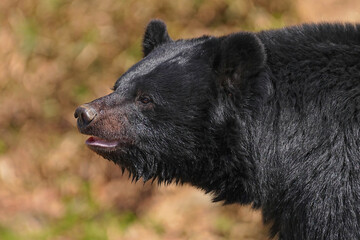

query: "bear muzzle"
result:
(74, 102), (131, 151)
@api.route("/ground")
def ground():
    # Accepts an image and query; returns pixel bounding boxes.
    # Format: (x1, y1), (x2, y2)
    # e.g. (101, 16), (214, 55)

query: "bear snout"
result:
(74, 104), (98, 130)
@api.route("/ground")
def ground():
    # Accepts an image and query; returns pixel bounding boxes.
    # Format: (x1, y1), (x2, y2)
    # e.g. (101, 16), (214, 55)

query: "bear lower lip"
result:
(85, 136), (119, 148)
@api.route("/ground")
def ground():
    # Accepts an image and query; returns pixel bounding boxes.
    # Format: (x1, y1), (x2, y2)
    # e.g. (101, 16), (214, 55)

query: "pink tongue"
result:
(86, 136), (119, 148)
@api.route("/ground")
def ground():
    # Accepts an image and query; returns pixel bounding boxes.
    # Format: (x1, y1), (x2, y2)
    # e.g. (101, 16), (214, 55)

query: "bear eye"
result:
(139, 96), (152, 104)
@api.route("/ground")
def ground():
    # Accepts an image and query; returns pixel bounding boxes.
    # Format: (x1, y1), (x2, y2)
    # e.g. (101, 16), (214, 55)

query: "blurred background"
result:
(1, 0), (360, 239)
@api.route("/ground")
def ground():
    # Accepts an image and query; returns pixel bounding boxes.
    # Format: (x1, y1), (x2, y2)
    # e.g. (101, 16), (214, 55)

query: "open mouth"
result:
(85, 136), (120, 149)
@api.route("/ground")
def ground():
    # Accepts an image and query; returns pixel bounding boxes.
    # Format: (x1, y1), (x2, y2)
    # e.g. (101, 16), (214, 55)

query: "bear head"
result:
(74, 20), (267, 187)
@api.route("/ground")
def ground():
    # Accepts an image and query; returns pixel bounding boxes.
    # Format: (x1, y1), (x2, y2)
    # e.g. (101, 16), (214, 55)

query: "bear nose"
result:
(74, 104), (97, 128)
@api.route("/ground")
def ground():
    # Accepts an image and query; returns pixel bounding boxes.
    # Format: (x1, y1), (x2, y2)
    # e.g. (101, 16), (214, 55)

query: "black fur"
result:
(142, 19), (172, 56)
(75, 20), (360, 239)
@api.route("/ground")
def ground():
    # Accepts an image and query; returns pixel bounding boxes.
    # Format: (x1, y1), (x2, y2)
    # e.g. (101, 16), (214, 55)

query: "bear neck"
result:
(195, 118), (262, 206)
(188, 70), (272, 206)
(185, 105), (265, 206)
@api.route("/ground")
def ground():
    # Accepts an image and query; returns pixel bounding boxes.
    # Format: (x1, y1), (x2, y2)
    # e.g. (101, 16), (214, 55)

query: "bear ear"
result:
(143, 19), (172, 57)
(215, 32), (266, 83)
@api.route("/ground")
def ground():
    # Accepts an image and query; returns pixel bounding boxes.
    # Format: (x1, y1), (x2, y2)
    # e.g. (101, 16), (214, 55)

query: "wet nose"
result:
(74, 104), (97, 128)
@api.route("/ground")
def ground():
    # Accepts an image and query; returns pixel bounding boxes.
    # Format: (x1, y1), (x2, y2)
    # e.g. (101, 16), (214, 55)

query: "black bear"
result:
(75, 20), (360, 239)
